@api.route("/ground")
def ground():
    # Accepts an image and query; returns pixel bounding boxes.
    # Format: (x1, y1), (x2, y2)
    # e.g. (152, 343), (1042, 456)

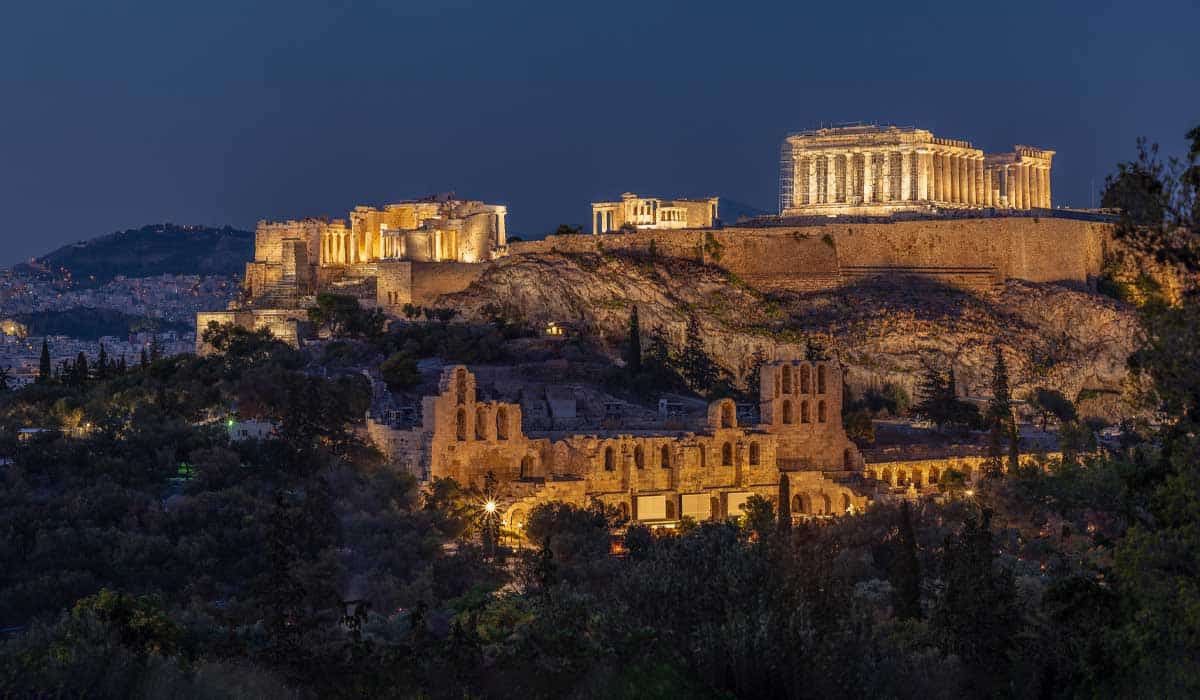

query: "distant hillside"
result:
(18, 224), (252, 284)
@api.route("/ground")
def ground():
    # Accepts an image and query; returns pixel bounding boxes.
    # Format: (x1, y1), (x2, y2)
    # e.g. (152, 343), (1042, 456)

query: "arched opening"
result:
(496, 407), (509, 440)
(660, 445), (670, 469)
(817, 365), (827, 394)
(928, 466), (940, 484)
(842, 493), (851, 513)
(822, 494), (832, 515)
(749, 442), (760, 466)
(699, 446), (707, 468)
(721, 402), (735, 429)
(782, 400), (794, 424)
(843, 448), (853, 469)
(475, 406), (488, 440)
(665, 499), (676, 520)
(782, 365), (793, 393)
(801, 494), (814, 514)
(721, 442), (733, 466)
(456, 409), (467, 441)
(455, 368), (467, 405)
(801, 401), (810, 424)
(634, 445), (645, 469)
(509, 508), (526, 532)
(791, 494), (803, 514)
(897, 469), (908, 487)
(912, 469), (923, 488)
(604, 446), (615, 471)
(520, 455), (535, 480)
(818, 401), (827, 423)
(800, 365), (811, 393)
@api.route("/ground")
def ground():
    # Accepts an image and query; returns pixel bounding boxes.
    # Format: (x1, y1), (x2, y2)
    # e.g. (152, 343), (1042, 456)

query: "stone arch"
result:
(721, 442), (733, 466)
(721, 401), (735, 429)
(456, 409), (467, 441)
(911, 468), (923, 488)
(496, 407), (509, 440)
(475, 406), (488, 440)
(782, 400), (794, 424)
(800, 365), (811, 393)
(928, 466), (940, 484)
(822, 493), (833, 515)
(817, 365), (827, 394)
(818, 401), (827, 423)
(791, 494), (803, 514)
(749, 442), (760, 466)
(782, 365), (793, 393)
(801, 401), (810, 423)
(842, 493), (852, 513)
(508, 508), (527, 531)
(604, 446), (615, 471)
(634, 444), (645, 469)
(660, 444), (670, 469)
(520, 455), (535, 479)
(897, 469), (908, 487)
(455, 368), (467, 405)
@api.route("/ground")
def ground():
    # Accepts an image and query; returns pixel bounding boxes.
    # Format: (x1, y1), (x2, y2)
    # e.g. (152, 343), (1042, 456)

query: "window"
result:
(782, 400), (794, 424)
(699, 446), (706, 468)
(818, 401), (827, 423)
(455, 368), (467, 405)
(520, 456), (534, 479)
(817, 365), (827, 394)
(496, 407), (509, 440)
(782, 365), (792, 393)
(456, 409), (466, 441)
(801, 401), (810, 424)
(604, 446), (615, 471)
(800, 365), (811, 393)
(661, 445), (670, 469)
(634, 445), (645, 469)
(749, 442), (760, 466)
(721, 402), (734, 428)
(721, 442), (733, 467)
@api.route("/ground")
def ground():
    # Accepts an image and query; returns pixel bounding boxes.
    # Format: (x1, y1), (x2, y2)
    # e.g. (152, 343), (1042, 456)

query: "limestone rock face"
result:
(438, 252), (1140, 419)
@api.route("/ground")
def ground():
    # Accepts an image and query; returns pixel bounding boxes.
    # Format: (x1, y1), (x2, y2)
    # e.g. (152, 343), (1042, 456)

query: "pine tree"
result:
(892, 501), (922, 620)
(626, 306), (642, 375)
(37, 339), (51, 384)
(679, 316), (717, 392)
(96, 344), (108, 381)
(915, 364), (950, 429)
(986, 346), (1017, 477)
(74, 352), (89, 386)
(647, 325), (671, 370)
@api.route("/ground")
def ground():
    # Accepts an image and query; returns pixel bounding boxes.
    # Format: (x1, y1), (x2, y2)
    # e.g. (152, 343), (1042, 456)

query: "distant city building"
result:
(590, 193), (719, 234)
(779, 124), (1054, 216)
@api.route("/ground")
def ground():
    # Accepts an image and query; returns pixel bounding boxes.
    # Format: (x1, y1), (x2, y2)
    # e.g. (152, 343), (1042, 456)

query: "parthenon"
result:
(779, 125), (1054, 216)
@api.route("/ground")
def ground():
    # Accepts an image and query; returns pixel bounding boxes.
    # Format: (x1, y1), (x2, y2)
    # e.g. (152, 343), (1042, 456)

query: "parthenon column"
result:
(900, 150), (913, 201)
(808, 155), (818, 205)
(916, 149), (931, 201)
(932, 153), (942, 202)
(1041, 167), (1051, 207)
(1020, 164), (1031, 210)
(862, 151), (874, 203)
(825, 154), (835, 204)
(960, 155), (970, 204)
(1030, 164), (1041, 209)
(973, 157), (984, 206)
(880, 152), (892, 202)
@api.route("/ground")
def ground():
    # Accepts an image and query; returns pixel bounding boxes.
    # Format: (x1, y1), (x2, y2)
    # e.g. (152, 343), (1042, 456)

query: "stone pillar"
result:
(1021, 164), (1031, 210)
(916, 150), (930, 201)
(932, 153), (941, 202)
(808, 155), (819, 206)
(868, 150), (878, 202)
(880, 151), (892, 202)
(974, 157), (984, 206)
(826, 154), (838, 204)
(1041, 166), (1051, 207)
(960, 155), (970, 204)
(900, 150), (913, 201)
(497, 210), (507, 246)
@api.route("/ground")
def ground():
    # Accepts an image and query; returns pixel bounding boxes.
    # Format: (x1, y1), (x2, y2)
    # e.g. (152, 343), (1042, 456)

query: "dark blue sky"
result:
(2, 0), (1197, 265)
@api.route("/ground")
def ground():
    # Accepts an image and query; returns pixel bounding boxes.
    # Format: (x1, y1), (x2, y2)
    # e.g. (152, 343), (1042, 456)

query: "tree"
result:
(552, 224), (583, 236)
(73, 351), (89, 386)
(96, 344), (109, 381)
(402, 303), (423, 320)
(986, 346), (1018, 476)
(745, 347), (768, 397)
(777, 475), (792, 534)
(679, 316), (718, 392)
(891, 502), (921, 620)
(626, 306), (642, 375)
(0, 365), (11, 392)
(308, 293), (386, 339)
(738, 494), (775, 541)
(37, 339), (51, 383)
(380, 351), (420, 391)
(1031, 388), (1077, 430)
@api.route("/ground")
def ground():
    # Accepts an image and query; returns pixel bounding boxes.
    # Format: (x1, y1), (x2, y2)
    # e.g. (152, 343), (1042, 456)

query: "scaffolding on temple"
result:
(779, 139), (795, 214)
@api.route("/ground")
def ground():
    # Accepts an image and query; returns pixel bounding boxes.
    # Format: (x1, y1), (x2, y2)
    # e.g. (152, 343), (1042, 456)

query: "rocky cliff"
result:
(439, 251), (1139, 419)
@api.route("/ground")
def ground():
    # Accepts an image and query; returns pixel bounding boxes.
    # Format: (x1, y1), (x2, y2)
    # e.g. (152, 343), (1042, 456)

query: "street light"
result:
(484, 500), (497, 514)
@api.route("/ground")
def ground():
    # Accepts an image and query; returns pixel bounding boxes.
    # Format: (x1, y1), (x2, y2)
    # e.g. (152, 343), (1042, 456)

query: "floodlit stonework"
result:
(779, 125), (1054, 216)
(591, 193), (719, 234)
(371, 361), (870, 528)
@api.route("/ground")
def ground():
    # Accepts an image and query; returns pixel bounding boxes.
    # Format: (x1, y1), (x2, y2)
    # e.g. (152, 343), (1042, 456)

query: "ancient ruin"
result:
(371, 361), (870, 526)
(591, 193), (719, 234)
(779, 125), (1054, 216)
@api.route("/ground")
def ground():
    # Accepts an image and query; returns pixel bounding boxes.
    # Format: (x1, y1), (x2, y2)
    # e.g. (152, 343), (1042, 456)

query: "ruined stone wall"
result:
(365, 419), (426, 479)
(376, 261), (414, 311)
(409, 262), (488, 305)
(194, 309), (310, 354)
(512, 216), (1110, 292)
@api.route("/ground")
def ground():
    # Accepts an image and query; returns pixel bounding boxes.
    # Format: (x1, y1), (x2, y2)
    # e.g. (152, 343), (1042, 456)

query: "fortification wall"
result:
(511, 216), (1110, 292)
(410, 261), (488, 305)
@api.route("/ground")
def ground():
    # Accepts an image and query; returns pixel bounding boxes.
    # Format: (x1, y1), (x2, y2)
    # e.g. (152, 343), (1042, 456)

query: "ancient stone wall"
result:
(409, 262), (488, 305)
(194, 309), (311, 354)
(376, 261), (414, 311)
(512, 215), (1110, 292)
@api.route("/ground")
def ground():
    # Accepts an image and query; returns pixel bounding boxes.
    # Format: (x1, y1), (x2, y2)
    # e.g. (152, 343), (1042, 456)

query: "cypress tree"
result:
(777, 474), (792, 534)
(892, 501), (922, 620)
(96, 344), (108, 380)
(74, 352), (89, 385)
(38, 339), (51, 384)
(987, 346), (1017, 476)
(679, 316), (717, 392)
(626, 306), (642, 375)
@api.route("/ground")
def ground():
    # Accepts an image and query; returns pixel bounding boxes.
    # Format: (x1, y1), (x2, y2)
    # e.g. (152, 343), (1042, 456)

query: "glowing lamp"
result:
(484, 500), (497, 513)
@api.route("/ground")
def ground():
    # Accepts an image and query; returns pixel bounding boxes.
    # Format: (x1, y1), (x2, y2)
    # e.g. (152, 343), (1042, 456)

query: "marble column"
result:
(1021, 164), (1031, 210)
(960, 156), (970, 204)
(826, 154), (838, 204)
(1041, 167), (1051, 207)
(808, 155), (819, 206)
(973, 158), (984, 206)
(879, 152), (892, 202)
(916, 150), (930, 201)
(933, 153), (943, 202)
(863, 151), (874, 203)
(900, 150), (913, 201)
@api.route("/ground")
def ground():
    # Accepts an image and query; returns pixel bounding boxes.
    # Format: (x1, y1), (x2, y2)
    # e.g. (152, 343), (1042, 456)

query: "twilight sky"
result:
(1, 0), (1198, 265)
